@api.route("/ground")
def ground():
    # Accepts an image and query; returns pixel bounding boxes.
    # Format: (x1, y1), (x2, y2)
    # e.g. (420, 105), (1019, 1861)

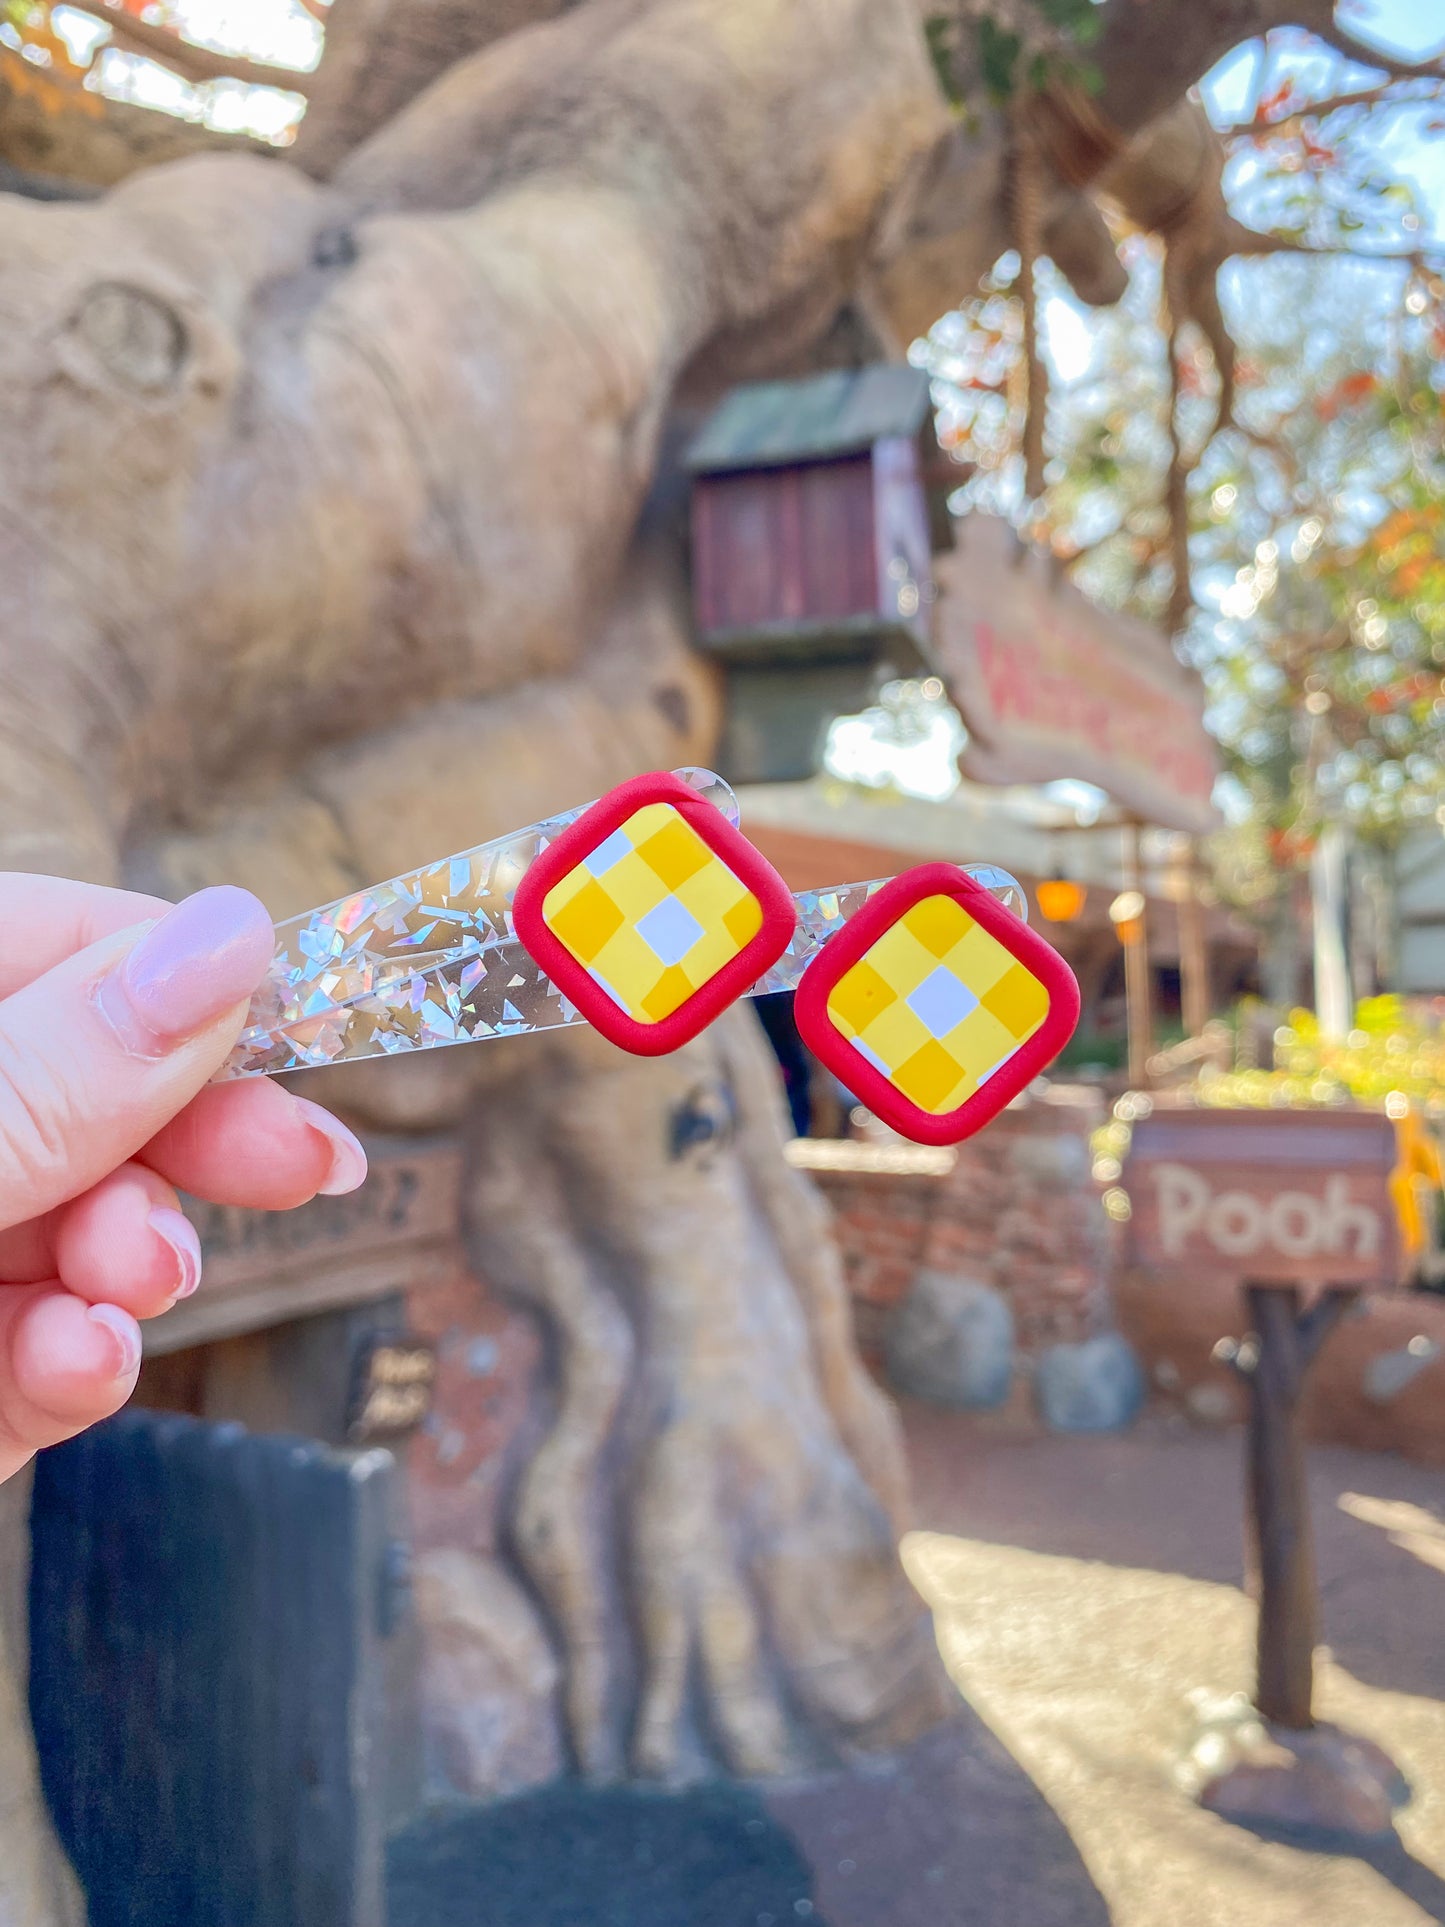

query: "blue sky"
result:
(1201, 0), (1445, 244)
(1043, 2), (1445, 381)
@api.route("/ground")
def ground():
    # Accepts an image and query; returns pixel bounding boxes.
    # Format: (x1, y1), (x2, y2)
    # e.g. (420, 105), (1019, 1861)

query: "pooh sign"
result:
(1125, 1108), (1403, 1292)
(1151, 1165), (1381, 1264)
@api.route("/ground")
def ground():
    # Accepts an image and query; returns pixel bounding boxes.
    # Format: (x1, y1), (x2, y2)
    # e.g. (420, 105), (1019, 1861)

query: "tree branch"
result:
(80, 4), (315, 94)
(1219, 79), (1442, 141)
(1296, 1287), (1360, 1369)
(1220, 217), (1436, 269)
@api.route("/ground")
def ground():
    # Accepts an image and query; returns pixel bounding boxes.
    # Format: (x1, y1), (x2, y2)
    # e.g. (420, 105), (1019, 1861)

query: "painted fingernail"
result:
(291, 1096), (369, 1196)
(147, 1207), (203, 1301)
(97, 886), (275, 1053)
(87, 1304), (142, 1382)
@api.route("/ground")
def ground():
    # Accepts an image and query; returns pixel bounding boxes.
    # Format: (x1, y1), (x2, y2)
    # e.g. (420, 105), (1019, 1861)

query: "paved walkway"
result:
(388, 1408), (1445, 1926)
(903, 1405), (1445, 1927)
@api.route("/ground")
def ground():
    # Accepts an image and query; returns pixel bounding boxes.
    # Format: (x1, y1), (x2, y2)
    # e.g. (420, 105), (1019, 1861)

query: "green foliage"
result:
(1199, 998), (1445, 1111)
(1185, 254), (1445, 852)
(919, 29), (1445, 1005)
(923, 15), (960, 103)
(977, 17), (1024, 101)
(925, 0), (1104, 109)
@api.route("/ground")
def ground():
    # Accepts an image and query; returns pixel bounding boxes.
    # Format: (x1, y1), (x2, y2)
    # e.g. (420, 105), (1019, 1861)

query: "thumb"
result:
(0, 886), (275, 1232)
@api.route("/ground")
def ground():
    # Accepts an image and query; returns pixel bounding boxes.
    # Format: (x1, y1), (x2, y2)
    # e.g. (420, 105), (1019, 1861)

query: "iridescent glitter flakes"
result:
(216, 766), (1053, 1151)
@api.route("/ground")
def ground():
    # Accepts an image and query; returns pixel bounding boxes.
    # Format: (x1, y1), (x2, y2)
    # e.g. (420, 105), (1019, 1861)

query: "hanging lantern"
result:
(1036, 877), (1087, 924)
(1109, 889), (1146, 947)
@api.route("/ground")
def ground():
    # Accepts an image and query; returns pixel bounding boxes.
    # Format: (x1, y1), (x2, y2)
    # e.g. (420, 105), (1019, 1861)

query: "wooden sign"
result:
(1124, 1108), (1404, 1292)
(346, 1334), (438, 1442)
(933, 515), (1219, 836)
(148, 1135), (464, 1357)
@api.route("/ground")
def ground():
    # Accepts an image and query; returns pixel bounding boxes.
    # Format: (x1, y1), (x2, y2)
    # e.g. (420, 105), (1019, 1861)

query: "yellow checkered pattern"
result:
(827, 894), (1050, 1115)
(541, 802), (763, 1024)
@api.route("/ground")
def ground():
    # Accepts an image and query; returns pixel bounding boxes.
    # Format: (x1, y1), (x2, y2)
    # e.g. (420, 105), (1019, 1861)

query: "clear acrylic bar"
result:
(218, 769), (1027, 1081)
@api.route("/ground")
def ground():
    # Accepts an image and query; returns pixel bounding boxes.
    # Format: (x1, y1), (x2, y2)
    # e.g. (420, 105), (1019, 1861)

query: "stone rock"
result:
(883, 1271), (1014, 1410)
(1183, 1702), (1409, 1841)
(1184, 1381), (1239, 1428)
(414, 1548), (565, 1801)
(1363, 1337), (1440, 1405)
(1034, 1333), (1144, 1434)
(1004, 1133), (1091, 1188)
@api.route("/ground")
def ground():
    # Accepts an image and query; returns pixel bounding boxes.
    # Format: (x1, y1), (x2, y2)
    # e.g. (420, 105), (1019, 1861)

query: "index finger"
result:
(0, 890), (278, 1231)
(0, 874), (178, 1000)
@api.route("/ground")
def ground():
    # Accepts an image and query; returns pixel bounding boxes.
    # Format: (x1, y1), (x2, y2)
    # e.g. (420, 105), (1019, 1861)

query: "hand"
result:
(0, 875), (369, 1484)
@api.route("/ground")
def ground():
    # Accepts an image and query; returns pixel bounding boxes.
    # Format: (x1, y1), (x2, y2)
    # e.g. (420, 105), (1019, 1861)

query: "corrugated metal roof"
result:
(684, 365), (934, 472)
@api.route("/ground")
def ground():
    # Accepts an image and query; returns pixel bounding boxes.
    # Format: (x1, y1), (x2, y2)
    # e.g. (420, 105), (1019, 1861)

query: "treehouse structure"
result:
(687, 365), (954, 783)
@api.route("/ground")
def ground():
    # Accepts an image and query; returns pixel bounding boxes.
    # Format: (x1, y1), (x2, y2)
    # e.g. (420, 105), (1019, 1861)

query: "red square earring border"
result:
(792, 862), (1081, 1146)
(512, 770), (798, 1057)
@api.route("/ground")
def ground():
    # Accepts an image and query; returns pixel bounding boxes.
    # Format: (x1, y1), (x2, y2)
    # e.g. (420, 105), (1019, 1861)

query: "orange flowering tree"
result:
(0, 0), (318, 166)
(927, 24), (1444, 998)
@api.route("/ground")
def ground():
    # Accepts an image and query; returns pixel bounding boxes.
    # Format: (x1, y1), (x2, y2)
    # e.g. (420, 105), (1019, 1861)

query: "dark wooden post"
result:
(1219, 1284), (1359, 1730)
(1121, 820), (1153, 1087)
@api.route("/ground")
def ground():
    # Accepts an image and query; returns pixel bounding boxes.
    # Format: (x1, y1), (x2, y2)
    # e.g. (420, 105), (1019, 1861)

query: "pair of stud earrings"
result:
(223, 767), (1080, 1147)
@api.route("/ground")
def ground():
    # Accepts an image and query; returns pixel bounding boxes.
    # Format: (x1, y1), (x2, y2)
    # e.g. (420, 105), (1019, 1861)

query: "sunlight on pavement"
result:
(905, 1531), (1445, 1927)
(1338, 1495), (1445, 1580)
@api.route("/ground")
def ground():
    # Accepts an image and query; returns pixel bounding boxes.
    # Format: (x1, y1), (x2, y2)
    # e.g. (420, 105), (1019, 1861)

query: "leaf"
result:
(976, 16), (1022, 102)
(923, 15), (962, 106)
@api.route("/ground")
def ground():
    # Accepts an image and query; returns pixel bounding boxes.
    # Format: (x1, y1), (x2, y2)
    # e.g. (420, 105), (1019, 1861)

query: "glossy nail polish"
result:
(291, 1096), (369, 1196)
(98, 886), (275, 1053)
(87, 1303), (142, 1381)
(148, 1207), (203, 1301)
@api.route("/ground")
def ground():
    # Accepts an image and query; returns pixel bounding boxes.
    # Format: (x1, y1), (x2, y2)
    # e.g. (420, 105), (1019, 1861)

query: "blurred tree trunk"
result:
(1261, 878), (1307, 1012)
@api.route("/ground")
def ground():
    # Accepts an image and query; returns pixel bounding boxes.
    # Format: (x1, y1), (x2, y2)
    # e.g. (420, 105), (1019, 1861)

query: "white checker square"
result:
(584, 829), (635, 876)
(636, 895), (705, 967)
(906, 965), (978, 1039)
(589, 968), (630, 1013)
(976, 1045), (1018, 1089)
(851, 1037), (892, 1078)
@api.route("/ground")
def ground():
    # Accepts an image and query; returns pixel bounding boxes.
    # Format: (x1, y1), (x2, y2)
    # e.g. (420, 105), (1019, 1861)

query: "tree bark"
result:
(455, 1010), (947, 1780)
(293, 0), (569, 179)
(0, 72), (266, 187)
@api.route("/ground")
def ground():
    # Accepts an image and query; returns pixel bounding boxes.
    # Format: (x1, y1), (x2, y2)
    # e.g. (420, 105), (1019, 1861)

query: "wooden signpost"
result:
(1125, 1107), (1409, 1835)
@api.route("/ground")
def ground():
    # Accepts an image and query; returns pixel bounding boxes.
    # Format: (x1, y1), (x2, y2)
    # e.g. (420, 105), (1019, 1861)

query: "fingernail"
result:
(87, 1304), (142, 1381)
(291, 1096), (369, 1196)
(147, 1207), (202, 1301)
(98, 886), (275, 1053)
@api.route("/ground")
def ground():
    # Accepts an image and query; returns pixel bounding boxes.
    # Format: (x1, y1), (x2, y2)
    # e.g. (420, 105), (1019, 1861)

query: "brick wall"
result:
(789, 1082), (1113, 1367)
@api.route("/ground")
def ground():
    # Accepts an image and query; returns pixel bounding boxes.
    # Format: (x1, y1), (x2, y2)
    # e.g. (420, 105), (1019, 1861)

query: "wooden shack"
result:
(686, 365), (954, 783)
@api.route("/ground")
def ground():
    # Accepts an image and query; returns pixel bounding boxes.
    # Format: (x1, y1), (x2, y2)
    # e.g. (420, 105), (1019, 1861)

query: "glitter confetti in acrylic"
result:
(217, 768), (1073, 1145)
